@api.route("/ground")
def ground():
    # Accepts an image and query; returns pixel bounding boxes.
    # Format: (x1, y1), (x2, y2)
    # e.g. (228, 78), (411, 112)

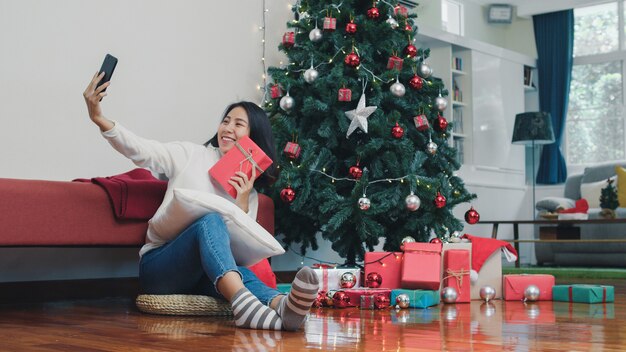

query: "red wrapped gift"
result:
(282, 32), (295, 48)
(364, 252), (403, 289)
(443, 249), (470, 303)
(401, 242), (442, 290)
(208, 136), (273, 198)
(342, 288), (391, 308)
(323, 16), (336, 31)
(338, 87), (352, 102)
(503, 274), (555, 301)
(413, 114), (430, 131)
(283, 141), (301, 160)
(387, 55), (403, 70)
(270, 84), (282, 99)
(394, 5), (408, 17)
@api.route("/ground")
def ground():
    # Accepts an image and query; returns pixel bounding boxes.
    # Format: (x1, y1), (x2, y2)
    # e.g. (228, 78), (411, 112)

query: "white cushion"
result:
(150, 188), (284, 266)
(580, 176), (616, 208)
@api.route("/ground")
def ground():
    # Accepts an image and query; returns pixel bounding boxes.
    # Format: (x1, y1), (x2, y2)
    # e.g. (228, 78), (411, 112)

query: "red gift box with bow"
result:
(442, 249), (470, 302)
(387, 56), (403, 70)
(401, 242), (442, 290)
(282, 32), (295, 48)
(208, 136), (273, 198)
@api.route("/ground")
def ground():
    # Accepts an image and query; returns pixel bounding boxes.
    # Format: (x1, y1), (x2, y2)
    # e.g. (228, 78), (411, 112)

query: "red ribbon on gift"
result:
(568, 286), (607, 303)
(312, 263), (337, 292)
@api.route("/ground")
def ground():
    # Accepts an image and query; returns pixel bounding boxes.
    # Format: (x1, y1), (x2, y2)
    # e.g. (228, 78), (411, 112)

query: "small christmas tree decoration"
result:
(426, 140), (438, 155)
(339, 272), (357, 288)
(413, 114), (430, 131)
(304, 66), (319, 83)
(279, 92), (295, 111)
(323, 16), (336, 31)
(405, 43), (417, 58)
(346, 19), (357, 34)
(600, 178), (619, 219)
(464, 206), (480, 224)
(430, 237), (442, 244)
(441, 287), (458, 303)
(390, 78), (406, 97)
(405, 192), (421, 211)
(419, 62), (433, 78)
(338, 87), (352, 101)
(436, 115), (449, 131)
(366, 272), (383, 288)
(280, 186), (296, 204)
(374, 294), (390, 309)
(283, 141), (301, 160)
(395, 294), (410, 309)
(332, 290), (351, 308)
(309, 26), (323, 42)
(344, 51), (361, 67)
(387, 55), (403, 71)
(434, 191), (446, 208)
(270, 84), (282, 99)
(345, 92), (377, 137)
(386, 16), (399, 29)
(435, 93), (448, 111)
(282, 32), (295, 48)
(358, 194), (371, 210)
(394, 4), (408, 17)
(391, 122), (404, 138)
(367, 5), (380, 19)
(400, 236), (415, 250)
(409, 74), (423, 90)
(405, 22), (412, 32)
(349, 162), (363, 179)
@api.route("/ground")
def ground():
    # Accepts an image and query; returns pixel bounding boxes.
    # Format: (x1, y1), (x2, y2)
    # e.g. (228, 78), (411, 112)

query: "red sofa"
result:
(0, 178), (277, 288)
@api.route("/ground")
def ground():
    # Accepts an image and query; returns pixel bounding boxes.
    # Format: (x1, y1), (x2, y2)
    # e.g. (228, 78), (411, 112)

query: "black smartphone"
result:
(96, 54), (118, 92)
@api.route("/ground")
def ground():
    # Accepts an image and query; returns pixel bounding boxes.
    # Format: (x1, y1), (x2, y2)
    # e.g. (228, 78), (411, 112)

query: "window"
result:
(442, 0), (464, 36)
(567, 1), (625, 165)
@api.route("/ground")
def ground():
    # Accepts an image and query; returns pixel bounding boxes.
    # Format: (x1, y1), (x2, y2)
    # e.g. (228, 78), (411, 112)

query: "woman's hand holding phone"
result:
(83, 71), (114, 132)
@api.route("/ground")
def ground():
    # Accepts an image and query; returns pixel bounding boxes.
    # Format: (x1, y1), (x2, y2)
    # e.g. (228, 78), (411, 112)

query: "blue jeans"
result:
(139, 213), (282, 306)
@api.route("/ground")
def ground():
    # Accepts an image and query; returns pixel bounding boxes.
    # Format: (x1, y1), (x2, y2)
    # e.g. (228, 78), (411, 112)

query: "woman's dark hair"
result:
(205, 101), (278, 188)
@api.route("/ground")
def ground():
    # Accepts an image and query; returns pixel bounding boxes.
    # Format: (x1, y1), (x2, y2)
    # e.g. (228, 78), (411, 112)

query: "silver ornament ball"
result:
(309, 28), (322, 42)
(479, 285), (496, 302)
(524, 285), (541, 302)
(401, 236), (415, 245)
(395, 294), (410, 309)
(358, 196), (371, 211)
(426, 141), (438, 155)
(386, 16), (399, 29)
(405, 193), (421, 211)
(435, 96), (448, 111)
(390, 80), (406, 97)
(304, 67), (319, 83)
(339, 272), (357, 289)
(419, 62), (433, 78)
(441, 286), (458, 304)
(279, 94), (295, 111)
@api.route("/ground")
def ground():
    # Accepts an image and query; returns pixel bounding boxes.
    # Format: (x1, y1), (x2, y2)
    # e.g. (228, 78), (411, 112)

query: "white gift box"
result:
(312, 266), (361, 291)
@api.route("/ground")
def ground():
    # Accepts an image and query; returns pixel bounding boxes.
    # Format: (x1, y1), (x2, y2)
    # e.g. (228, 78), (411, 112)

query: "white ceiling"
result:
(469, 0), (612, 17)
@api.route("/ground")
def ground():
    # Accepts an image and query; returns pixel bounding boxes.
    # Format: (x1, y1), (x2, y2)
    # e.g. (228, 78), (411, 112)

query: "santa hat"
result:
(461, 234), (518, 278)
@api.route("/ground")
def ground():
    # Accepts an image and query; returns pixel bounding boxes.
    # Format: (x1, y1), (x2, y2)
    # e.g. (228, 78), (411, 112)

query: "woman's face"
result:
(217, 106), (251, 154)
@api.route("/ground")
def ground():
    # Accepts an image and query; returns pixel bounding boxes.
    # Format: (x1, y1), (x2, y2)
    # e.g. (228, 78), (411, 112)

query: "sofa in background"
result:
(0, 177), (278, 288)
(535, 161), (626, 267)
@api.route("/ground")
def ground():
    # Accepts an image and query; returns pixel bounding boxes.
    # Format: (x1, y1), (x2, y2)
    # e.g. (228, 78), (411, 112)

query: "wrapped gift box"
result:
(443, 249), (470, 302)
(401, 242), (442, 290)
(391, 289), (440, 308)
(504, 301), (556, 324)
(503, 274), (555, 301)
(344, 288), (391, 309)
(441, 243), (503, 300)
(553, 301), (615, 319)
(208, 136), (273, 198)
(312, 265), (361, 292)
(276, 283), (291, 294)
(552, 284), (614, 304)
(364, 252), (403, 289)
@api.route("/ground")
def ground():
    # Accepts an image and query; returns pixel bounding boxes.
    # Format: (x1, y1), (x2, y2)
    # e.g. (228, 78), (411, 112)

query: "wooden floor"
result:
(1, 279), (625, 351)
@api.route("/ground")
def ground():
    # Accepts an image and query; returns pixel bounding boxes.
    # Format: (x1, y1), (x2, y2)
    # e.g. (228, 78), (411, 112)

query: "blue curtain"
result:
(533, 10), (574, 184)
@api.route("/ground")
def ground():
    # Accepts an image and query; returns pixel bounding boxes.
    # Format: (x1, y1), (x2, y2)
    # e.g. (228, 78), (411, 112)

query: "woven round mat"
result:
(136, 294), (233, 316)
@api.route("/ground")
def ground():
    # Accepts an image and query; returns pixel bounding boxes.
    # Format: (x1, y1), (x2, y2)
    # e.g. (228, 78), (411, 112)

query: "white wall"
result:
(0, 0), (291, 282)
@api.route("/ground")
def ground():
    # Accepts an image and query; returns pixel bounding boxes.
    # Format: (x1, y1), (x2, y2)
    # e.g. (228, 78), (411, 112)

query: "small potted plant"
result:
(599, 178), (619, 219)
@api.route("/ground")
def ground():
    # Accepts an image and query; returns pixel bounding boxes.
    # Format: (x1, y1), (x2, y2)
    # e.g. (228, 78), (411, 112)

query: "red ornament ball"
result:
(409, 74), (423, 90)
(391, 122), (404, 139)
(433, 192), (446, 208)
(367, 7), (380, 19)
(349, 164), (363, 179)
(405, 44), (418, 58)
(332, 290), (351, 308)
(346, 21), (357, 34)
(313, 291), (327, 308)
(280, 186), (296, 204)
(366, 272), (383, 288)
(405, 23), (412, 31)
(344, 51), (361, 67)
(437, 115), (449, 131)
(430, 237), (443, 244)
(465, 207), (480, 224)
(374, 294), (391, 309)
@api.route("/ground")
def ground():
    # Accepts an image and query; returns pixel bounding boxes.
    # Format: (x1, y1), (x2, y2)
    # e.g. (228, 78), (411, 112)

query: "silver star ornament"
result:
(345, 94), (377, 138)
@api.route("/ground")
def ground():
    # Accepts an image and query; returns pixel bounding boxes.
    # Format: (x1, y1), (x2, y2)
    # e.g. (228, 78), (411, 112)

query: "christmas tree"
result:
(263, 0), (476, 264)
(600, 178), (619, 210)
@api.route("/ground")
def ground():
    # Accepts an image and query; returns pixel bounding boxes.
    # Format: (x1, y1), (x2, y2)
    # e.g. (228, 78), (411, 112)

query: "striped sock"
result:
(276, 266), (319, 331)
(231, 288), (282, 330)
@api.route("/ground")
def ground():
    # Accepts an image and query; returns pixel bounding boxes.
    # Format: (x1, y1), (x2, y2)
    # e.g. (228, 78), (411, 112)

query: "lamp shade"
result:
(511, 112), (555, 145)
